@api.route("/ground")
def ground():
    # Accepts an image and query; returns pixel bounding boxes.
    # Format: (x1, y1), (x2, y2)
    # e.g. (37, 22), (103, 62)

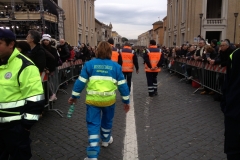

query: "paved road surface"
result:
(31, 58), (226, 160)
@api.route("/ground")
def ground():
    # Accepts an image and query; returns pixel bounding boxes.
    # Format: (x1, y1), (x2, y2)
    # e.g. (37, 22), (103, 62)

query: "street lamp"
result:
(233, 12), (238, 44)
(199, 13), (203, 36)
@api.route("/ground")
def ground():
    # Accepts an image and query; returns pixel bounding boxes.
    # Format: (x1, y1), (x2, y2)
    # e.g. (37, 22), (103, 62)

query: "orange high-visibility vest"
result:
(111, 45), (119, 63)
(121, 46), (134, 72)
(145, 45), (162, 72)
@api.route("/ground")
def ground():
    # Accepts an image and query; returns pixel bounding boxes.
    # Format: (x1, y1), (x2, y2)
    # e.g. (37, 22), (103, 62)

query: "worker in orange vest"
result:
(144, 40), (164, 97)
(108, 38), (122, 65)
(120, 42), (139, 92)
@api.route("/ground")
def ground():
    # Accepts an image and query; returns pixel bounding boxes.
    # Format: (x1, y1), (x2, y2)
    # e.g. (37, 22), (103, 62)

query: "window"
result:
(181, 0), (186, 22)
(175, 0), (178, 26)
(77, 0), (81, 24)
(90, 6), (92, 27)
(84, 1), (87, 27)
(169, 5), (172, 28)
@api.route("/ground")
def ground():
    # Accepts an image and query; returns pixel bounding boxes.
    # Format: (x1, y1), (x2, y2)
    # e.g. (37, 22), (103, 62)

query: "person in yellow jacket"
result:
(120, 42), (139, 92)
(0, 29), (45, 159)
(144, 40), (164, 97)
(108, 38), (122, 65)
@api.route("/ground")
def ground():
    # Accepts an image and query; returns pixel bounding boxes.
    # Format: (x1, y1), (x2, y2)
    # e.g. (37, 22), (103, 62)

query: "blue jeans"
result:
(86, 104), (115, 158)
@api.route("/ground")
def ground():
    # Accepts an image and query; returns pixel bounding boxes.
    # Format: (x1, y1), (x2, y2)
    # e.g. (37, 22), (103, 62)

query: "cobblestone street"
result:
(31, 59), (226, 160)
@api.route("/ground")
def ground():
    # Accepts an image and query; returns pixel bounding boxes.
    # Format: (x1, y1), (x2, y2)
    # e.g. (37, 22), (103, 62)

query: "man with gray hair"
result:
(210, 40), (234, 67)
(26, 30), (46, 72)
(57, 39), (70, 62)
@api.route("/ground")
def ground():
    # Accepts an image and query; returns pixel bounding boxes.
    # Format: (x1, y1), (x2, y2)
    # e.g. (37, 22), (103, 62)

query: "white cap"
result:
(41, 34), (51, 41)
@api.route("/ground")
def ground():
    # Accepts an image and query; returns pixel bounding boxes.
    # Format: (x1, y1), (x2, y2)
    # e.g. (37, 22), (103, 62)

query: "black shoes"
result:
(149, 91), (158, 97)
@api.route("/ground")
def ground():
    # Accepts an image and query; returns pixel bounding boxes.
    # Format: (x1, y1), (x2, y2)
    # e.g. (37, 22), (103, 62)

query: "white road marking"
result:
(123, 82), (139, 160)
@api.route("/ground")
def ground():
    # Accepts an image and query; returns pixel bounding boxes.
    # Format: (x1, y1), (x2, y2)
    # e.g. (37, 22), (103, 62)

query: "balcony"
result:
(13, 11), (57, 23)
(203, 18), (226, 27)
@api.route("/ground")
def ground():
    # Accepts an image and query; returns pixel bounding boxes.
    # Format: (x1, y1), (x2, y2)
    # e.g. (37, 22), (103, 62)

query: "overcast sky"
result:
(95, 0), (167, 39)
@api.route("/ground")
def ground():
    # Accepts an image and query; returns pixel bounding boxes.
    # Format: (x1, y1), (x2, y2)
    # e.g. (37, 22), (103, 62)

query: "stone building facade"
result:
(112, 31), (122, 48)
(166, 0), (240, 47)
(137, 29), (153, 47)
(163, 16), (168, 46)
(95, 18), (112, 45)
(152, 21), (164, 46)
(56, 0), (96, 46)
(128, 39), (138, 46)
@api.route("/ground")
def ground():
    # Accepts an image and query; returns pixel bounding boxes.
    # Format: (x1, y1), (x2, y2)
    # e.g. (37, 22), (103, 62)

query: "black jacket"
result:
(28, 44), (46, 72)
(214, 47), (234, 67)
(221, 48), (240, 120)
(57, 43), (70, 62)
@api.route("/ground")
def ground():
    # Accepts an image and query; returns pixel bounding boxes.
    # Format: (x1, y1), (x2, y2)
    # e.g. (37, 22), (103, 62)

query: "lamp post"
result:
(199, 13), (203, 37)
(233, 12), (238, 44)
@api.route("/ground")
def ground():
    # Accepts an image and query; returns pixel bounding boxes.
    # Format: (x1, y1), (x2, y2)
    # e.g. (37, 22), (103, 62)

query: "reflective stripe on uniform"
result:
(72, 91), (80, 96)
(78, 76), (88, 83)
(103, 134), (109, 138)
(117, 80), (126, 85)
(87, 151), (98, 156)
(90, 142), (99, 147)
(101, 127), (111, 132)
(23, 113), (40, 121)
(122, 60), (133, 63)
(122, 96), (129, 100)
(0, 110), (20, 114)
(89, 135), (99, 139)
(26, 94), (44, 102)
(0, 100), (26, 109)
(0, 115), (22, 123)
(89, 76), (117, 83)
(87, 90), (115, 96)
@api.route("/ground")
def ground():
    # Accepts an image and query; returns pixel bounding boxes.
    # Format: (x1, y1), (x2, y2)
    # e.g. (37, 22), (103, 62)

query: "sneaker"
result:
(208, 91), (215, 95)
(49, 94), (57, 101)
(149, 94), (154, 97)
(102, 136), (113, 147)
(84, 158), (97, 160)
(200, 91), (208, 95)
(187, 76), (193, 80)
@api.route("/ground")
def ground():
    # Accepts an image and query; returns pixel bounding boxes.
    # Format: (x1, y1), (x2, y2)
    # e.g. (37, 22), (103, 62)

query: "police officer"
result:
(144, 40), (164, 97)
(120, 42), (139, 92)
(68, 41), (130, 160)
(221, 48), (240, 160)
(107, 38), (122, 65)
(0, 29), (45, 159)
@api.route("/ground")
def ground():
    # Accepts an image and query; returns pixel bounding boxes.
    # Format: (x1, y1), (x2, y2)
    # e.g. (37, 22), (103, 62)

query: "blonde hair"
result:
(96, 41), (112, 59)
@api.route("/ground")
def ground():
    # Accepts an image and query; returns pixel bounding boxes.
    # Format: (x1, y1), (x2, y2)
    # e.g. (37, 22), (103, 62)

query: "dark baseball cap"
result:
(0, 29), (16, 40)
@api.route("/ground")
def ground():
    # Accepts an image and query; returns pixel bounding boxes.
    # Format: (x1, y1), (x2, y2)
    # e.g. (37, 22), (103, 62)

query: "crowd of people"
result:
(157, 39), (239, 100)
(1, 27), (240, 160)
(15, 30), (98, 101)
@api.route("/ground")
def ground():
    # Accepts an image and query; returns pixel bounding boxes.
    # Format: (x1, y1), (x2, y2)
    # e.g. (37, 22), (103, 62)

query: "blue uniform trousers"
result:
(0, 124), (32, 160)
(86, 104), (115, 158)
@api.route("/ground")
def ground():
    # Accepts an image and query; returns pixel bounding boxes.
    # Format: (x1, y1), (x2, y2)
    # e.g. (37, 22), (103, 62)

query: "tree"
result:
(121, 37), (128, 43)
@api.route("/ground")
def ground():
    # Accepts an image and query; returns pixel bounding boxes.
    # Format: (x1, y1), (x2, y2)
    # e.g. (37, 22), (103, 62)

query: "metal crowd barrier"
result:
(41, 59), (83, 117)
(167, 57), (226, 94)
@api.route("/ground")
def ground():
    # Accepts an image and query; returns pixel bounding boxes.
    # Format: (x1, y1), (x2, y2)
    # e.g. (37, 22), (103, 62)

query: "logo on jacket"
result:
(4, 72), (12, 79)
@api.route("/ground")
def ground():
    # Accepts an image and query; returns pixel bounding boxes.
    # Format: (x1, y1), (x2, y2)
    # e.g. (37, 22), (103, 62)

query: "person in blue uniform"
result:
(68, 41), (130, 160)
